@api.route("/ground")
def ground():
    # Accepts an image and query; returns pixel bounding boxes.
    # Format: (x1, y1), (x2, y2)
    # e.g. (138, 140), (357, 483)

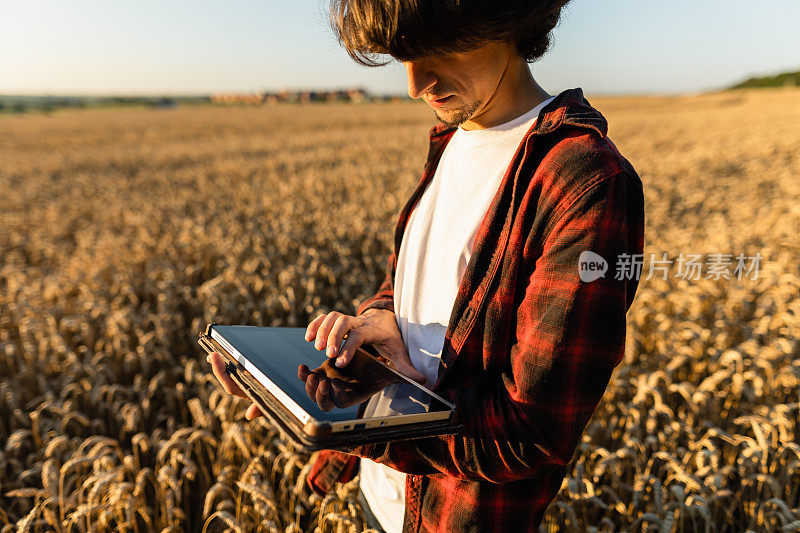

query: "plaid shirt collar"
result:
(427, 87), (608, 141)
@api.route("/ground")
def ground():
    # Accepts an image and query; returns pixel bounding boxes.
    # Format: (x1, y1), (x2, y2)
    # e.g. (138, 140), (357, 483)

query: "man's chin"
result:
(434, 109), (471, 128)
(433, 100), (481, 128)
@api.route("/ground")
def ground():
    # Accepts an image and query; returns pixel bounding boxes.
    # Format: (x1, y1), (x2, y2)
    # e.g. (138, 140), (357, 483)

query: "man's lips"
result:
(424, 95), (454, 108)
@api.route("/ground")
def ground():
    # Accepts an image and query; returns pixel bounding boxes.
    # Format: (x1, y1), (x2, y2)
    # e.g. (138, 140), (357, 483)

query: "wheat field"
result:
(1, 89), (798, 532)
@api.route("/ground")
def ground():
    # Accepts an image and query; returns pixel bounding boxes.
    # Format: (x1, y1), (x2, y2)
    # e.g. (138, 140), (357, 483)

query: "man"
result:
(208, 0), (645, 531)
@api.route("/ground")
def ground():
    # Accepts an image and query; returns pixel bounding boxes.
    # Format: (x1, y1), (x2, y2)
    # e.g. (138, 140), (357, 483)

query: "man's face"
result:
(402, 41), (516, 127)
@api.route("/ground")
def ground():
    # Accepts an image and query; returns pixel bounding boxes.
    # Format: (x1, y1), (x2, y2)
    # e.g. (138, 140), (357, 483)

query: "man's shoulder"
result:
(526, 89), (642, 214)
(538, 127), (640, 200)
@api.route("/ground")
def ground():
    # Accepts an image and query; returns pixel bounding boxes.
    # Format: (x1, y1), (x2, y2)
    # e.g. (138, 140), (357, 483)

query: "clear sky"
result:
(1, 0), (798, 96)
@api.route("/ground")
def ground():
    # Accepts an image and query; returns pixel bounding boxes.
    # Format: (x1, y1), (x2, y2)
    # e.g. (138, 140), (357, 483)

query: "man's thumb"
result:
(395, 358), (426, 385)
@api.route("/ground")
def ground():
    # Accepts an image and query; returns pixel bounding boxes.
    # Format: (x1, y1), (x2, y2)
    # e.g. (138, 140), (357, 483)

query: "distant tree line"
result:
(0, 89), (412, 113)
(0, 95), (210, 114)
(729, 70), (799, 89)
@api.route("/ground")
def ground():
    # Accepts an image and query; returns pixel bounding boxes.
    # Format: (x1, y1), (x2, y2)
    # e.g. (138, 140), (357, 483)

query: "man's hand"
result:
(304, 308), (424, 380)
(300, 308), (425, 410)
(206, 351), (266, 421)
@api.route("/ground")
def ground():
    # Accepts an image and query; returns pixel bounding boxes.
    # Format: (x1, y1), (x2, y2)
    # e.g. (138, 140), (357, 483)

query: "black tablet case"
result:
(198, 323), (462, 452)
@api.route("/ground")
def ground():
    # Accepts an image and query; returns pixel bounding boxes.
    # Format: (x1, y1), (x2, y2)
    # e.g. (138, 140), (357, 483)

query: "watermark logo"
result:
(579, 251), (608, 282)
(578, 251), (762, 281)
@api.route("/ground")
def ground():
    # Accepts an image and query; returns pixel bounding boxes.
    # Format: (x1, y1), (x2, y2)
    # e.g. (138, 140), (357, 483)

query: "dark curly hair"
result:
(329, 0), (571, 66)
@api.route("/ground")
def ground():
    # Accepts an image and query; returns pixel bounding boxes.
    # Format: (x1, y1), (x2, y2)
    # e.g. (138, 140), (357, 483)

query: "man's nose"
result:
(404, 61), (437, 99)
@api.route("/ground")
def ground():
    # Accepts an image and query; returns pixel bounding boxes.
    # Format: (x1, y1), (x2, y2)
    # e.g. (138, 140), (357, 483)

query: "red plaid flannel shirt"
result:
(307, 88), (645, 532)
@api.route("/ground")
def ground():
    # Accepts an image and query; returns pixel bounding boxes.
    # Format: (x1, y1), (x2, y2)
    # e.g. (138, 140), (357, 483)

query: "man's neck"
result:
(461, 59), (551, 131)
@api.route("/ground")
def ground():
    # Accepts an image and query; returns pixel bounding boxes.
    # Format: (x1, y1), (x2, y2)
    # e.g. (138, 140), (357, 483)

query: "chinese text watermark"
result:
(578, 251), (762, 282)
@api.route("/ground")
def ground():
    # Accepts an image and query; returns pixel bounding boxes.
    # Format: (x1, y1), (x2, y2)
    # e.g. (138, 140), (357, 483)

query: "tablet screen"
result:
(210, 325), (452, 423)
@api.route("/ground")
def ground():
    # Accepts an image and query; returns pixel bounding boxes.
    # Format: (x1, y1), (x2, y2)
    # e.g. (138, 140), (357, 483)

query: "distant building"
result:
(210, 93), (265, 105)
(347, 88), (368, 103)
(210, 87), (381, 105)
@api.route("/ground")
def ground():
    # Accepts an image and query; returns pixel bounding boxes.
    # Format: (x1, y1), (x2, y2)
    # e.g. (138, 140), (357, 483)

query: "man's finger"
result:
(245, 403), (265, 420)
(208, 352), (248, 398)
(326, 314), (355, 358)
(305, 314), (326, 342)
(335, 328), (362, 368)
(314, 312), (341, 352)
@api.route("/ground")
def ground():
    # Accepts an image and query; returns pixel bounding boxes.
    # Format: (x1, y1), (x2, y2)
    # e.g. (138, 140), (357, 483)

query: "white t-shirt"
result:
(359, 96), (555, 533)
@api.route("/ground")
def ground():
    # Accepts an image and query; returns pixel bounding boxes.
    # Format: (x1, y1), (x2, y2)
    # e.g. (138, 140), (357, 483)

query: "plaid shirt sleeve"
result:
(356, 251), (397, 315)
(347, 169), (640, 483)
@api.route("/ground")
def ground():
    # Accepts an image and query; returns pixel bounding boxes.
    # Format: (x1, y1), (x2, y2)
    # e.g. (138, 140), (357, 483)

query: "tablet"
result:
(198, 323), (461, 451)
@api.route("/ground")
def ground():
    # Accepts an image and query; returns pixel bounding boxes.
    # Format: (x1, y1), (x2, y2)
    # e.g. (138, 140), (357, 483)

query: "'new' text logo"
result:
(579, 251), (607, 282)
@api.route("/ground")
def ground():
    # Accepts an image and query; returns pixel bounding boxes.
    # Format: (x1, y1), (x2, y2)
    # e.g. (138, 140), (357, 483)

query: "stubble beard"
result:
(434, 98), (482, 127)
